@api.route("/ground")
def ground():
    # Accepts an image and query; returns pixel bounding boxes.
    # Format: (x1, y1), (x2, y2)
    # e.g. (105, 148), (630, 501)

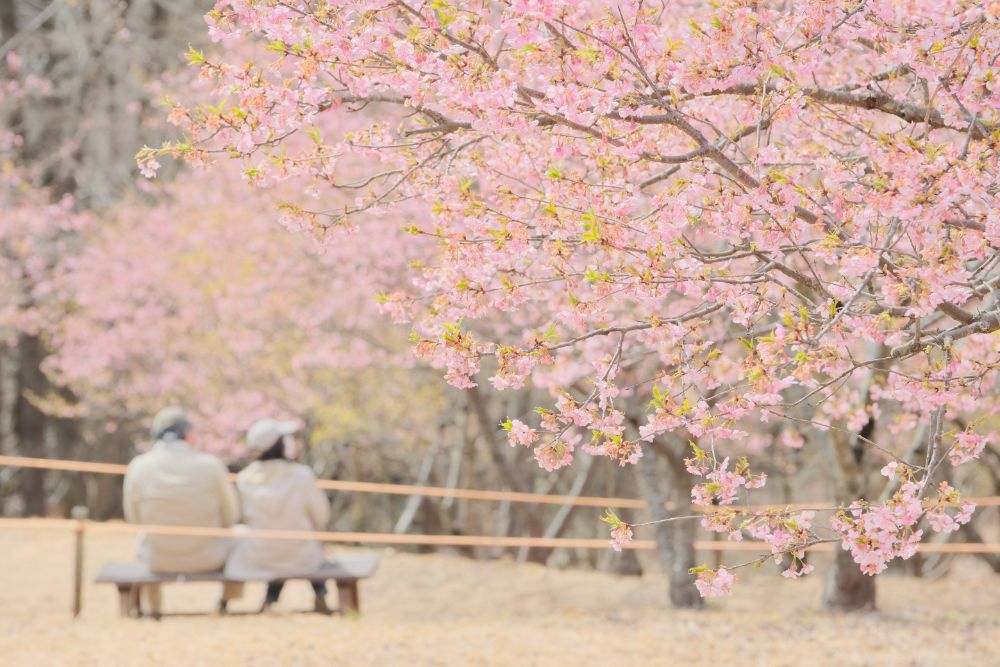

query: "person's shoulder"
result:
(193, 451), (230, 473)
(126, 449), (156, 471)
(291, 462), (318, 481)
(236, 461), (261, 481)
(128, 450), (151, 464)
(237, 460), (260, 474)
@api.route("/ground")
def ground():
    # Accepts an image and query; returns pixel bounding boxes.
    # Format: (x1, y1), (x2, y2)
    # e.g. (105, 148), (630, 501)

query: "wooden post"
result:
(116, 585), (133, 617)
(71, 506), (88, 618)
(336, 580), (360, 614)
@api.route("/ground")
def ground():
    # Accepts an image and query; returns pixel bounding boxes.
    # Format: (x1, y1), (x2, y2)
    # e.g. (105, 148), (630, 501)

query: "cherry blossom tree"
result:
(148, 0), (1000, 609)
(0, 44), (94, 515)
(48, 163), (442, 455)
(0, 158), (91, 515)
(0, 0), (211, 516)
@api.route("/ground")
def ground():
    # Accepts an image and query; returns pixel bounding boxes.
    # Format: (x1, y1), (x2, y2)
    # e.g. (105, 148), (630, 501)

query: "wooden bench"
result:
(95, 554), (379, 617)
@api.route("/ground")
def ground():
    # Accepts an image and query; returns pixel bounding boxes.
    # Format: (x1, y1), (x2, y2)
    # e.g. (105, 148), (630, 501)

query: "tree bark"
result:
(959, 522), (1000, 573)
(50, 388), (84, 517)
(823, 547), (877, 612)
(14, 333), (48, 516)
(637, 443), (704, 609)
(0, 0), (18, 45)
(820, 421), (877, 612)
(818, 346), (884, 612)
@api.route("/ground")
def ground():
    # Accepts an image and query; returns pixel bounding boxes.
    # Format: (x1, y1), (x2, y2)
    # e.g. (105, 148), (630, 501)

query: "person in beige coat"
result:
(225, 418), (332, 613)
(123, 406), (242, 616)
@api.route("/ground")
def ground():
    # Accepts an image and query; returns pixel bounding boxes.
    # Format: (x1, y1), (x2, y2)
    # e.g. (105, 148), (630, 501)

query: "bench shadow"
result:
(150, 609), (340, 619)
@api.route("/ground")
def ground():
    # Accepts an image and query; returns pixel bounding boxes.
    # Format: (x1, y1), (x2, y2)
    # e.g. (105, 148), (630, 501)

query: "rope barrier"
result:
(2, 517), (998, 553)
(0, 517), (655, 550)
(0, 455), (646, 509)
(1, 454), (998, 511)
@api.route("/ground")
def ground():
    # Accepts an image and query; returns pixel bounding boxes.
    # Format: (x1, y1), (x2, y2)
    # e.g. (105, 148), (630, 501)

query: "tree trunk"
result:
(14, 334), (48, 516)
(668, 507), (703, 608)
(818, 348), (884, 612)
(611, 546), (644, 576)
(51, 390), (83, 517)
(823, 547), (877, 612)
(637, 443), (704, 609)
(820, 422), (878, 612)
(94, 428), (129, 520)
(0, 1), (18, 45)
(959, 522), (1000, 573)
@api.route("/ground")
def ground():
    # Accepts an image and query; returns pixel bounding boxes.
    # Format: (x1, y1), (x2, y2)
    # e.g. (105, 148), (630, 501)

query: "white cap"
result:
(246, 418), (300, 453)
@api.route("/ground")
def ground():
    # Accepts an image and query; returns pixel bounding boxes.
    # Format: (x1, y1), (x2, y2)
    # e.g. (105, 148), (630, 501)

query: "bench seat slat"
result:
(95, 554), (379, 584)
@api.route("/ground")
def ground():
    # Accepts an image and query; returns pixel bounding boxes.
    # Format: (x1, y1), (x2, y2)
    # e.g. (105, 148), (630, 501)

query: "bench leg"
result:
(142, 583), (163, 620)
(117, 585), (140, 618)
(336, 581), (360, 615)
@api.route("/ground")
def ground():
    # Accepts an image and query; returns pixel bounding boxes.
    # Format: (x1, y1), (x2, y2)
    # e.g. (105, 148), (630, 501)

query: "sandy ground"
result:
(0, 526), (997, 666)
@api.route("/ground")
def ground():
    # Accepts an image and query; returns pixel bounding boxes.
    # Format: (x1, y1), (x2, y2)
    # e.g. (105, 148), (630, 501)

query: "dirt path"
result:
(1, 526), (997, 666)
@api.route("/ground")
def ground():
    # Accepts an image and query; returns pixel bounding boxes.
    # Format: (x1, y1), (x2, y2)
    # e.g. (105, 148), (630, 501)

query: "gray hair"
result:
(150, 406), (193, 441)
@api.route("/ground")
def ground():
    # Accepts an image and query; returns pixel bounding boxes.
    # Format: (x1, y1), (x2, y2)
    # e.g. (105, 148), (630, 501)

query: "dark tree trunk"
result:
(823, 547), (877, 612)
(0, 2), (17, 44)
(637, 443), (704, 609)
(51, 398), (83, 516)
(960, 522), (1000, 573)
(821, 415), (879, 612)
(14, 334), (48, 516)
(418, 498), (446, 555)
(668, 512), (703, 608)
(611, 547), (644, 576)
(91, 428), (130, 520)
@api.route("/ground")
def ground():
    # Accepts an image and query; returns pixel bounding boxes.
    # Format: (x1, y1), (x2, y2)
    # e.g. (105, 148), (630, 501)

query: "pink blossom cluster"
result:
(949, 430), (990, 466)
(608, 523), (633, 553)
(600, 509), (634, 552)
(692, 567), (736, 598)
(0, 167), (91, 340)
(504, 418), (540, 447)
(830, 481), (974, 576)
(698, 505), (819, 580)
(533, 439), (575, 472)
(686, 446), (767, 507)
(745, 511), (817, 579)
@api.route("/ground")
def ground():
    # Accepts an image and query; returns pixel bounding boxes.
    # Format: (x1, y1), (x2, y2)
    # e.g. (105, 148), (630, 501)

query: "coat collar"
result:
(153, 437), (192, 453)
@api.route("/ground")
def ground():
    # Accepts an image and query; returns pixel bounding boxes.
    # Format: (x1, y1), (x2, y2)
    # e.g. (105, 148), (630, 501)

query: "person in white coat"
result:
(123, 406), (243, 616)
(225, 418), (332, 613)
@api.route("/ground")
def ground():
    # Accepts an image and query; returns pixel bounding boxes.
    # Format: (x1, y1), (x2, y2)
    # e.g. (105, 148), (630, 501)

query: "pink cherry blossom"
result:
(694, 567), (736, 598)
(505, 419), (540, 447)
(609, 524), (634, 552)
(949, 431), (988, 466)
